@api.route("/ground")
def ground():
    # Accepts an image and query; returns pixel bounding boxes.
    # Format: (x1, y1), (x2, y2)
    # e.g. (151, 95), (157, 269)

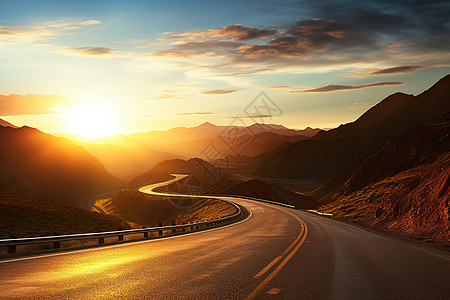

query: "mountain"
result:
(128, 122), (319, 154)
(315, 109), (450, 202)
(315, 74), (450, 139)
(254, 74), (450, 182)
(217, 179), (318, 209)
(133, 158), (241, 193)
(314, 92), (415, 139)
(318, 110), (450, 245)
(60, 122), (314, 178)
(0, 118), (18, 128)
(0, 125), (123, 208)
(76, 142), (183, 181)
(247, 123), (321, 137)
(128, 173), (175, 188)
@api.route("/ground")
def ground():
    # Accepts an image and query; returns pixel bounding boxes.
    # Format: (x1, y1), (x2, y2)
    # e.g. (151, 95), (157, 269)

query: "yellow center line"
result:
(253, 256), (283, 279)
(244, 208), (308, 300)
(252, 211), (304, 279)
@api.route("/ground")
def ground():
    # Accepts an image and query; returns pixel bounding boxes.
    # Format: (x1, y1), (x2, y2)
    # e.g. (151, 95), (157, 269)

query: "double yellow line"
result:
(244, 209), (308, 299)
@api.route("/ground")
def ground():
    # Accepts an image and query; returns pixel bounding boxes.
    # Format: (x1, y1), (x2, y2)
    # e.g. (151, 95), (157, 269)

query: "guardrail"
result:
(306, 210), (333, 218)
(0, 198), (242, 255)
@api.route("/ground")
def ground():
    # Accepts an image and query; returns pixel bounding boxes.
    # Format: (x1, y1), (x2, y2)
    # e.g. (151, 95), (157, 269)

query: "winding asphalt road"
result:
(0, 182), (449, 299)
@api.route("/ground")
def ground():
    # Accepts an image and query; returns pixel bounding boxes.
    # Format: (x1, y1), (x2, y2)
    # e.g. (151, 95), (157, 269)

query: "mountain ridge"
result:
(0, 125), (123, 208)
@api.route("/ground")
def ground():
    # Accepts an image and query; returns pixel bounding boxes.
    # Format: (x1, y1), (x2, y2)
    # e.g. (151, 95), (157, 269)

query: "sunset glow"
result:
(0, 1), (449, 299)
(0, 0), (448, 134)
(68, 104), (117, 138)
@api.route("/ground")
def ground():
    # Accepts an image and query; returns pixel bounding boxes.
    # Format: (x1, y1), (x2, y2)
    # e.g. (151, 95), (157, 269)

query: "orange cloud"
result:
(290, 81), (403, 93)
(0, 26), (25, 35)
(343, 65), (425, 78)
(80, 20), (102, 26)
(371, 65), (424, 75)
(0, 94), (70, 116)
(349, 102), (376, 109)
(201, 89), (238, 95)
(70, 47), (114, 55)
(230, 114), (272, 119)
(177, 112), (214, 115)
(159, 24), (277, 42)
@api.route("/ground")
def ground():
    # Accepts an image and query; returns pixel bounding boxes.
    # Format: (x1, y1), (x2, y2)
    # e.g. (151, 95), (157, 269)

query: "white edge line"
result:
(0, 203), (253, 265)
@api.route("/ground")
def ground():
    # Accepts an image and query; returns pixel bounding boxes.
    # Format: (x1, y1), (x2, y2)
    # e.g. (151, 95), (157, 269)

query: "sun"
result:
(68, 104), (118, 139)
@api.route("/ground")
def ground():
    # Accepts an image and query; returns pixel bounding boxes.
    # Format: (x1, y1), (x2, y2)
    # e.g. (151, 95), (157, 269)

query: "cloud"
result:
(201, 89), (238, 95)
(238, 19), (350, 58)
(0, 94), (70, 116)
(177, 112), (214, 115)
(144, 0), (450, 79)
(291, 81), (403, 93)
(0, 19), (105, 48)
(343, 65), (425, 77)
(151, 40), (242, 58)
(70, 47), (114, 55)
(131, 93), (188, 101)
(349, 102), (376, 109)
(230, 114), (272, 119)
(264, 85), (291, 89)
(0, 26), (25, 35)
(211, 24), (277, 41)
(387, 43), (414, 48)
(370, 65), (424, 75)
(283, 19), (348, 38)
(159, 24), (277, 42)
(80, 20), (102, 26)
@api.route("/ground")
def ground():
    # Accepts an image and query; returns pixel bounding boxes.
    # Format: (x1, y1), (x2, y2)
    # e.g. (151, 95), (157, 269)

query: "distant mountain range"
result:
(58, 122), (321, 180)
(0, 118), (18, 128)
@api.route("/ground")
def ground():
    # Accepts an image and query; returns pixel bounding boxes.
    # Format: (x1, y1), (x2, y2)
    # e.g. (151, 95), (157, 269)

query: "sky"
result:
(0, 0), (449, 137)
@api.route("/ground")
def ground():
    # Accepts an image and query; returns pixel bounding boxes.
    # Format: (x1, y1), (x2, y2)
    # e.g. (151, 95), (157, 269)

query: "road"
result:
(1, 188), (449, 298)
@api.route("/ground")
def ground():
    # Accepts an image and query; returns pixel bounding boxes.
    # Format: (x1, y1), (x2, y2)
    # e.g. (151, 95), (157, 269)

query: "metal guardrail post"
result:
(8, 245), (16, 254)
(8, 235), (16, 253)
(158, 222), (163, 236)
(53, 232), (60, 249)
(143, 226), (148, 238)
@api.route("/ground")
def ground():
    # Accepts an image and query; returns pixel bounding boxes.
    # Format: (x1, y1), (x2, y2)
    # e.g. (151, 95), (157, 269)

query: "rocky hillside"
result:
(319, 110), (450, 245)
(367, 153), (449, 245)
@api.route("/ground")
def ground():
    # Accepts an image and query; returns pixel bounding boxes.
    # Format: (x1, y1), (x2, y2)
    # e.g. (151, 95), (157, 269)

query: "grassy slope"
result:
(0, 193), (130, 238)
(96, 189), (237, 228)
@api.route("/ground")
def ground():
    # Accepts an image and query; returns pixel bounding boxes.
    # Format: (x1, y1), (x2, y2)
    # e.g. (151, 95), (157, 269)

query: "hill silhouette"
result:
(0, 118), (18, 128)
(0, 125), (123, 208)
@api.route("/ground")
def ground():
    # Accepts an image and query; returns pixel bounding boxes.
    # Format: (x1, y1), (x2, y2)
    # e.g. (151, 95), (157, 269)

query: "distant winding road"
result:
(1, 176), (449, 299)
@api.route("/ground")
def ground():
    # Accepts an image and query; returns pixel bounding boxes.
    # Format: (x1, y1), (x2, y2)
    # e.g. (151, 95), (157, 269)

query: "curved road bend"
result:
(0, 193), (449, 298)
